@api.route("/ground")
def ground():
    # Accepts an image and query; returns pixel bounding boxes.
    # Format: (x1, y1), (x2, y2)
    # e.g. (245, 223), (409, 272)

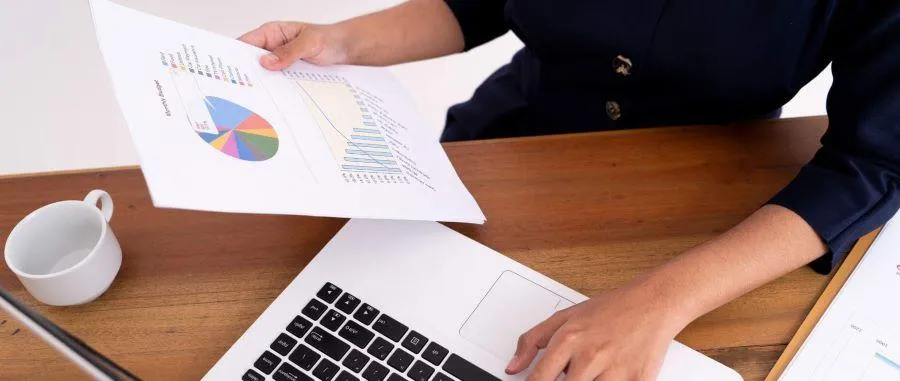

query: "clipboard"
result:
(765, 228), (883, 380)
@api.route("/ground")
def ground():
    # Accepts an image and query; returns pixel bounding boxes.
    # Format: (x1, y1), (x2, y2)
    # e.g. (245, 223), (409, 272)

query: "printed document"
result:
(90, 0), (484, 223)
(781, 212), (900, 380)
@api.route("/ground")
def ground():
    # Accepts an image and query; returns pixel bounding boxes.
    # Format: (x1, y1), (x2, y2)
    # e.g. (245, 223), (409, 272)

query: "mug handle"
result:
(84, 189), (114, 222)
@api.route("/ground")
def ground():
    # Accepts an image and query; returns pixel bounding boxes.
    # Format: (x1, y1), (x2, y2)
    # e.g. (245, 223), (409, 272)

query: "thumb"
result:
(506, 309), (571, 375)
(260, 33), (323, 70)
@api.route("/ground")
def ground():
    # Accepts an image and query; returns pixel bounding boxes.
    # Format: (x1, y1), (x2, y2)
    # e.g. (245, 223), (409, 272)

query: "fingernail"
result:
(505, 355), (518, 372)
(263, 54), (279, 64)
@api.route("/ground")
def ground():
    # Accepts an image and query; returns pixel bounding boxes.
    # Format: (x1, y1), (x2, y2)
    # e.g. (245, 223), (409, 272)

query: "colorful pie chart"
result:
(195, 96), (279, 161)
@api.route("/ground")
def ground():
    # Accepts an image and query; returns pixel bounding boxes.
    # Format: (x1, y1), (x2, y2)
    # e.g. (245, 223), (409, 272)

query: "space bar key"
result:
(442, 354), (501, 381)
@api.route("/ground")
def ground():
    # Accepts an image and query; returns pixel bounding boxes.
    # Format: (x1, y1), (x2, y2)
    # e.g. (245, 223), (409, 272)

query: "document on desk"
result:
(89, 0), (484, 223)
(780, 212), (900, 380)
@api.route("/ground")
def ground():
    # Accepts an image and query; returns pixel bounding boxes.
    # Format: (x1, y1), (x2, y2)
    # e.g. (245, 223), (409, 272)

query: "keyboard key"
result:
(342, 349), (370, 373)
(442, 354), (500, 381)
(387, 349), (414, 373)
(274, 362), (312, 381)
(318, 283), (343, 303)
(243, 369), (265, 381)
(254, 350), (281, 375)
(322, 310), (347, 331)
(432, 373), (453, 381)
(421, 342), (449, 366)
(287, 315), (314, 338)
(401, 331), (428, 354)
(336, 371), (360, 381)
(354, 304), (379, 325)
(288, 344), (321, 370)
(336, 293), (361, 314)
(407, 361), (434, 381)
(367, 337), (395, 360)
(306, 327), (351, 361)
(372, 314), (408, 342)
(387, 373), (409, 381)
(303, 299), (328, 320)
(313, 358), (340, 381)
(272, 332), (299, 356)
(340, 321), (376, 349)
(362, 362), (390, 381)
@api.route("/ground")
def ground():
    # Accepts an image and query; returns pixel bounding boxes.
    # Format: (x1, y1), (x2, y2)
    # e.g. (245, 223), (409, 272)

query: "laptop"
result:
(1, 219), (741, 380)
(204, 219), (742, 381)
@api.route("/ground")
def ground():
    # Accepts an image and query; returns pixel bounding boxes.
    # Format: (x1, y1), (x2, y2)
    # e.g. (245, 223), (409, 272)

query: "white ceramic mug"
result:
(4, 190), (122, 306)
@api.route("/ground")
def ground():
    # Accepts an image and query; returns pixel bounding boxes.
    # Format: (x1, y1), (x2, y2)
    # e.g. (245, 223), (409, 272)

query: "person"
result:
(239, 1), (900, 379)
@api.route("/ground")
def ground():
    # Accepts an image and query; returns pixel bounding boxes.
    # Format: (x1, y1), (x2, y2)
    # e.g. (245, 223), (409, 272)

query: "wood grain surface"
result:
(0, 117), (839, 380)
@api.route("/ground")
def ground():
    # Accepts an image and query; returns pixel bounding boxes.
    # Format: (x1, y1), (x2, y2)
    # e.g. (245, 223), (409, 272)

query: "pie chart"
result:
(195, 96), (279, 161)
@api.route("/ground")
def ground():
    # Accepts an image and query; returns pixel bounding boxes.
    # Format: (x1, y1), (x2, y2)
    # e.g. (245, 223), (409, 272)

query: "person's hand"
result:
(506, 282), (690, 381)
(239, 21), (349, 70)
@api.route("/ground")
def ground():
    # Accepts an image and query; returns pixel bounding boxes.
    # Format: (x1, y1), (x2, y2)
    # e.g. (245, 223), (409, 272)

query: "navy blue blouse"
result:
(441, 0), (900, 273)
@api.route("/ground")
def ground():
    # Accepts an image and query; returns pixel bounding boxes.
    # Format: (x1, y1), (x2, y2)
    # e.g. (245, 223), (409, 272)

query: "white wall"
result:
(782, 66), (832, 118)
(0, 0), (829, 176)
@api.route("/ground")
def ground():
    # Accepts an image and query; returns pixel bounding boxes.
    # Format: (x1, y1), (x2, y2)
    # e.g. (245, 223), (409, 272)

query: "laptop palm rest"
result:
(460, 270), (576, 360)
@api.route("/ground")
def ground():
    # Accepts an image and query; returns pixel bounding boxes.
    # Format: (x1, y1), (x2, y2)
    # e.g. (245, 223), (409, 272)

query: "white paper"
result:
(781, 212), (900, 380)
(89, 0), (484, 223)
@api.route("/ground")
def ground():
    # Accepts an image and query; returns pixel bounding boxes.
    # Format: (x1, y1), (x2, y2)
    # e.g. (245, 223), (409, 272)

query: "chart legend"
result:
(160, 44), (252, 87)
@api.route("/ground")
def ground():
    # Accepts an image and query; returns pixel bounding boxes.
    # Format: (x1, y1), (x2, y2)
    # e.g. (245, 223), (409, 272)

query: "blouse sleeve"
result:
(443, 0), (510, 50)
(769, 2), (900, 273)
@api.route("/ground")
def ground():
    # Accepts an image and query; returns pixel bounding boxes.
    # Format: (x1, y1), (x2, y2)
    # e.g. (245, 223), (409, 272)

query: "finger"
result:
(526, 341), (574, 381)
(237, 27), (269, 48)
(262, 31), (323, 70)
(238, 22), (302, 51)
(562, 352), (607, 381)
(507, 310), (571, 374)
(593, 368), (628, 381)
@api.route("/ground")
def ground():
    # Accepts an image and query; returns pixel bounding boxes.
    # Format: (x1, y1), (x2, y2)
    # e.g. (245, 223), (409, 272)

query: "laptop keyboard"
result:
(242, 283), (502, 381)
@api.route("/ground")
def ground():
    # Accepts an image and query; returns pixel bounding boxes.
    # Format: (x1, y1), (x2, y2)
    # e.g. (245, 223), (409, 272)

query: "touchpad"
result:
(460, 271), (575, 360)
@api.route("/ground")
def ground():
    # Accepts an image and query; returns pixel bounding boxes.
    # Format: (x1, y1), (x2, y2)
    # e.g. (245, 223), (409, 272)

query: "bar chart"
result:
(287, 71), (406, 182)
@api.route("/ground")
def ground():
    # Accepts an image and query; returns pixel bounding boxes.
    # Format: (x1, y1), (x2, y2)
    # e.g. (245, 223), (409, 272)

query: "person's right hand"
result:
(239, 22), (349, 70)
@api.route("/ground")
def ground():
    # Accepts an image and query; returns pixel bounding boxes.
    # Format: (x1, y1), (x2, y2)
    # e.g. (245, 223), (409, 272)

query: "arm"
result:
(510, 3), (900, 380)
(626, 204), (827, 333)
(507, 205), (825, 381)
(336, 0), (465, 66)
(640, 3), (900, 324)
(239, 0), (508, 69)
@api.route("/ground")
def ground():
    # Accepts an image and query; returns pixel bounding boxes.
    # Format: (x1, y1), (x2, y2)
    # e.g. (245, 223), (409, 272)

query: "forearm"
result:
(335, 0), (464, 66)
(629, 204), (827, 331)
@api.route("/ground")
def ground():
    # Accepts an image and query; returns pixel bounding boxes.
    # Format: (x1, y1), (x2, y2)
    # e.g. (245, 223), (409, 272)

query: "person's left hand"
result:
(505, 282), (690, 381)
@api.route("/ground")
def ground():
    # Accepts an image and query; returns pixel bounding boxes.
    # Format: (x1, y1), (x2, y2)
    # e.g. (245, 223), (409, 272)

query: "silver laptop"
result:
(204, 219), (742, 381)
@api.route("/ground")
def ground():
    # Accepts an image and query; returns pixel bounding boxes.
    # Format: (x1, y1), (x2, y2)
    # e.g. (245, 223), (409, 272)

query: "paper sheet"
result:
(89, 0), (484, 223)
(781, 212), (900, 380)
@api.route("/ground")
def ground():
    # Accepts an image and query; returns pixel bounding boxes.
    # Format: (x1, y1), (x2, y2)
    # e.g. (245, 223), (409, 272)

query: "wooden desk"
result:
(0, 117), (833, 380)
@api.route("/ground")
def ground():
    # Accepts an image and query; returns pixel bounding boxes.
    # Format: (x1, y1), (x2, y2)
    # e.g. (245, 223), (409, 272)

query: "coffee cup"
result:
(4, 190), (122, 306)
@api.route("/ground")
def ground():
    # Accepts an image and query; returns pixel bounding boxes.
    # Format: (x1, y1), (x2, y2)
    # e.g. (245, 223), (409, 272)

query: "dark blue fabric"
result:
(442, 0), (900, 274)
